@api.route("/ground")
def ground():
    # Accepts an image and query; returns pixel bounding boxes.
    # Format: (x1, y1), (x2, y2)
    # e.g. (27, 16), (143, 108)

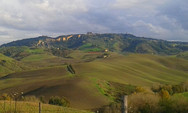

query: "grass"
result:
(0, 101), (93, 113)
(0, 53), (30, 76)
(0, 66), (110, 110)
(67, 50), (103, 62)
(173, 92), (188, 100)
(21, 54), (56, 62)
(83, 48), (102, 52)
(0, 53), (13, 61)
(176, 51), (188, 60)
(21, 53), (70, 67)
(79, 43), (102, 52)
(74, 54), (188, 86)
(24, 48), (45, 54)
(79, 43), (93, 50)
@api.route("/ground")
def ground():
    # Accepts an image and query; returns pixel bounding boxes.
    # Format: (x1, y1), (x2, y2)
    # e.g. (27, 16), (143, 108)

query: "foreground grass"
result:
(173, 92), (188, 100)
(0, 101), (93, 113)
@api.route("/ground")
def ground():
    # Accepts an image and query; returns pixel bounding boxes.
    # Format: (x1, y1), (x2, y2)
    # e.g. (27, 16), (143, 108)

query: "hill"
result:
(0, 54), (187, 110)
(0, 33), (188, 111)
(0, 46), (76, 67)
(1, 33), (188, 55)
(74, 53), (188, 86)
(0, 53), (30, 76)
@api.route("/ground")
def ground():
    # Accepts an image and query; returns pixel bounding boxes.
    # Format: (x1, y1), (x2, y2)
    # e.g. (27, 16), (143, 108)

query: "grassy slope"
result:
(0, 66), (110, 110)
(21, 53), (76, 67)
(176, 51), (188, 60)
(67, 50), (103, 62)
(75, 53), (188, 86)
(0, 53), (29, 76)
(173, 92), (188, 100)
(0, 47), (70, 67)
(0, 53), (188, 110)
(0, 101), (92, 113)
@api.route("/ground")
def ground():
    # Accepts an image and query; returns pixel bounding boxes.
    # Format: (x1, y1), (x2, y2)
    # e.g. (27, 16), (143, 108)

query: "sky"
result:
(0, 0), (188, 45)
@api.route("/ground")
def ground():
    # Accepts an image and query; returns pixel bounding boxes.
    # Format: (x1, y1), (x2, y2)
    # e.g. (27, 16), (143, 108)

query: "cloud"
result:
(159, 0), (188, 30)
(0, 0), (188, 45)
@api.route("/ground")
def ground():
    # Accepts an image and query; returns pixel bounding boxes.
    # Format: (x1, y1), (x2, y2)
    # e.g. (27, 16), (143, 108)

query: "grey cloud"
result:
(159, 0), (188, 30)
(0, 0), (188, 45)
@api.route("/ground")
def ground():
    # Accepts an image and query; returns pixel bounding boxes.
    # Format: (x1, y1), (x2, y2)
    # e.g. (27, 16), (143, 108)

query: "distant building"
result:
(87, 32), (93, 35)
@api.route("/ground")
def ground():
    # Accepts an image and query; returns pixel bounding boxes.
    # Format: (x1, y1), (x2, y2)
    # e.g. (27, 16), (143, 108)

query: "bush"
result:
(151, 82), (188, 95)
(128, 92), (188, 113)
(159, 89), (170, 99)
(159, 99), (174, 113)
(97, 102), (121, 113)
(49, 96), (70, 107)
(135, 87), (146, 93)
(128, 93), (160, 113)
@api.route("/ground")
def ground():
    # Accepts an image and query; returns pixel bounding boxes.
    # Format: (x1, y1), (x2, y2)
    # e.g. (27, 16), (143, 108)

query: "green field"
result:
(173, 92), (188, 100)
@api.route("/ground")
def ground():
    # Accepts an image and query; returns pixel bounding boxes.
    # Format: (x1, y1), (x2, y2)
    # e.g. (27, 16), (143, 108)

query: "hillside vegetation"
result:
(1, 33), (188, 55)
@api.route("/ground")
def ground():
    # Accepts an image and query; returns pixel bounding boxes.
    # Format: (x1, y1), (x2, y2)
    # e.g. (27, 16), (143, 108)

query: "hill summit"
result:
(1, 33), (188, 55)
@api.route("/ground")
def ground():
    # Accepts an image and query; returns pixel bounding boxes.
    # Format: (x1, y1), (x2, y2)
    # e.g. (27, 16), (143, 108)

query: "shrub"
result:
(171, 96), (188, 113)
(98, 102), (121, 113)
(159, 99), (174, 113)
(151, 82), (188, 95)
(128, 93), (160, 113)
(172, 85), (184, 94)
(49, 96), (70, 107)
(128, 92), (188, 113)
(159, 89), (170, 99)
(135, 87), (146, 93)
